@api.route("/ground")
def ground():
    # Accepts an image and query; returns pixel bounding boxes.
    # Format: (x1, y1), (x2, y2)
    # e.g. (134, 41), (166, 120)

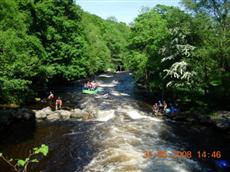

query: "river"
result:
(0, 72), (229, 172)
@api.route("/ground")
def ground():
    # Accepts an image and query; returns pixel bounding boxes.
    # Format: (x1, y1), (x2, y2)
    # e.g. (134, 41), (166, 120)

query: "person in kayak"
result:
(152, 103), (159, 114)
(55, 97), (62, 110)
(158, 100), (164, 113)
(86, 81), (90, 88)
(86, 81), (94, 90)
(91, 80), (98, 90)
(163, 101), (168, 112)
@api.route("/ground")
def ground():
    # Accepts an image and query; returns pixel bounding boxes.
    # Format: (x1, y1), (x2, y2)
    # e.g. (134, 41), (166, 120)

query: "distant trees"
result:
(82, 13), (130, 74)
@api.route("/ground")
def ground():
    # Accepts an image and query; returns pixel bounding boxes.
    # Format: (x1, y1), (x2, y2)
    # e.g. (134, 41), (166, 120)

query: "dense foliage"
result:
(124, 1), (230, 110)
(0, 0), (129, 104)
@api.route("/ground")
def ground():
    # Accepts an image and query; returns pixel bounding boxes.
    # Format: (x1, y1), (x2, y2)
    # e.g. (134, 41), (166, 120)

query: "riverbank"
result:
(156, 110), (230, 132)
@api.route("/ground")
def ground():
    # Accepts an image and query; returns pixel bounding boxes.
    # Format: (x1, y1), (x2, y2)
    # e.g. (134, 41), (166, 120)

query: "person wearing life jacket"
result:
(86, 81), (92, 89)
(91, 81), (98, 90)
(47, 91), (55, 107)
(55, 97), (62, 110)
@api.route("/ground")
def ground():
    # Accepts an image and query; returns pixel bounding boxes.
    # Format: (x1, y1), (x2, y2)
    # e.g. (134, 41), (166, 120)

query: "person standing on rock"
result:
(47, 91), (55, 107)
(48, 91), (54, 100)
(55, 97), (62, 110)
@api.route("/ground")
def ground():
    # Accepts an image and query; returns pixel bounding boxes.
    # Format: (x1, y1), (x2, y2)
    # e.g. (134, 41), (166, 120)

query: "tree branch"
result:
(0, 155), (19, 172)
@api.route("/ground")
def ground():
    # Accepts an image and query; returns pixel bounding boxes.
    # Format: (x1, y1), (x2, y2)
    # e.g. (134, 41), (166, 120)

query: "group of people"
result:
(152, 100), (179, 115)
(46, 80), (99, 110)
(47, 91), (62, 110)
(84, 81), (99, 90)
(152, 100), (167, 114)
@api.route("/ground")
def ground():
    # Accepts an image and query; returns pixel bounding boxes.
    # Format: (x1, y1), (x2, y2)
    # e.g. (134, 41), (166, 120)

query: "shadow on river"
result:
(0, 72), (229, 172)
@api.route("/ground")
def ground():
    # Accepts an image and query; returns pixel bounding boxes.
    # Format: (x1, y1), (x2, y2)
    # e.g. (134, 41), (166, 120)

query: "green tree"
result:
(182, 0), (230, 99)
(126, 9), (168, 88)
(0, 0), (45, 103)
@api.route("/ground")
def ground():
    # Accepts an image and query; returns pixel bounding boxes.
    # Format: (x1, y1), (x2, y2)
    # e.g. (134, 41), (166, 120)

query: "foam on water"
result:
(95, 110), (116, 121)
(98, 74), (113, 78)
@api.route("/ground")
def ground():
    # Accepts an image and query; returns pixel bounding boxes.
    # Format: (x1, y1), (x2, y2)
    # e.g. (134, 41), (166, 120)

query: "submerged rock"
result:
(0, 108), (35, 130)
(18, 108), (34, 120)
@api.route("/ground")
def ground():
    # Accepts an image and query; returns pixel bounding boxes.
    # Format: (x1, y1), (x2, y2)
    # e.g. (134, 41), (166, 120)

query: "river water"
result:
(0, 72), (229, 172)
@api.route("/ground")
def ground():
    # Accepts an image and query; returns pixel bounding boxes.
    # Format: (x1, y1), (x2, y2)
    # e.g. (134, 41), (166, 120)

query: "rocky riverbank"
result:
(155, 110), (230, 131)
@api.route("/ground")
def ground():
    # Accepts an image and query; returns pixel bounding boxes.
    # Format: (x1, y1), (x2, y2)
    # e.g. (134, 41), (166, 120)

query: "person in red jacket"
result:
(55, 97), (62, 110)
(47, 91), (55, 107)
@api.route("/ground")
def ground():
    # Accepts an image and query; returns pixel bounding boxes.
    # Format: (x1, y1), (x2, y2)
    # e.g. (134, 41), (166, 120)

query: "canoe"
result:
(82, 87), (103, 94)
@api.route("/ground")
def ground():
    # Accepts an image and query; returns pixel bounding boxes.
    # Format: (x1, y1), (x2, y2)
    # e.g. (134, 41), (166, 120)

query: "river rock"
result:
(211, 111), (230, 130)
(59, 110), (71, 120)
(37, 107), (52, 114)
(17, 108), (35, 120)
(35, 107), (53, 119)
(42, 107), (53, 115)
(82, 113), (91, 120)
(47, 113), (60, 121)
(35, 111), (47, 119)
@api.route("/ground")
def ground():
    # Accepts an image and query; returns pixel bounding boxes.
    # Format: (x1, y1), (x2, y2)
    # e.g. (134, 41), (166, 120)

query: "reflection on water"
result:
(0, 72), (229, 172)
